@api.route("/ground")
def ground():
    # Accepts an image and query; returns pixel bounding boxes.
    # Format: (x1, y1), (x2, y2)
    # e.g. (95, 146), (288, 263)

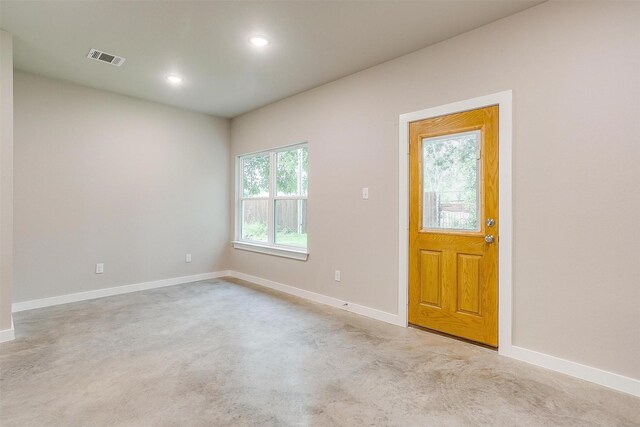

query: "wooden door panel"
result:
(408, 105), (498, 347)
(419, 250), (442, 307)
(456, 253), (482, 316)
(415, 235), (485, 252)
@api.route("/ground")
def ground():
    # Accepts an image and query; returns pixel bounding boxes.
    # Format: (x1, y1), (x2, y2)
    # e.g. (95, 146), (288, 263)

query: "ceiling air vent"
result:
(87, 48), (126, 67)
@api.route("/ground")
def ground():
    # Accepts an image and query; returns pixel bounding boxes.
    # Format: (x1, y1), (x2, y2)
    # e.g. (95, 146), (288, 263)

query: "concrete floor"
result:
(0, 278), (638, 426)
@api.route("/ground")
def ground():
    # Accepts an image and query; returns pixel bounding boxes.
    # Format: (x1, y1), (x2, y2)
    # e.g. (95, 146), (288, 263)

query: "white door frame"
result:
(398, 90), (513, 355)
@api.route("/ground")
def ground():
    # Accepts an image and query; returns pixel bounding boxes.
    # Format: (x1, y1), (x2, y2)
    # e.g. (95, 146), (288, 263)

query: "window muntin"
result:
(238, 143), (308, 250)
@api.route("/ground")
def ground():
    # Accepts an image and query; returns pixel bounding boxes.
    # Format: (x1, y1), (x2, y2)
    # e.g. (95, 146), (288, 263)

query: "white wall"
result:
(13, 72), (230, 302)
(0, 30), (14, 333)
(230, 1), (640, 379)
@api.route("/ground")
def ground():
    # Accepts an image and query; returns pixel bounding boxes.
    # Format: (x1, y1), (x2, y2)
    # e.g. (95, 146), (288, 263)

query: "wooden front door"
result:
(408, 106), (499, 347)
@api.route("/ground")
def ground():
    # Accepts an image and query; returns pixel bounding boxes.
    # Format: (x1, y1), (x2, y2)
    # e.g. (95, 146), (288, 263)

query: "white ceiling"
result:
(0, 1), (542, 118)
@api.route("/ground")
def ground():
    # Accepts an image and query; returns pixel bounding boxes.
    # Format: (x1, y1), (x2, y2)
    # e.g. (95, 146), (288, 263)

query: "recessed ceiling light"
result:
(166, 75), (183, 84)
(249, 35), (270, 47)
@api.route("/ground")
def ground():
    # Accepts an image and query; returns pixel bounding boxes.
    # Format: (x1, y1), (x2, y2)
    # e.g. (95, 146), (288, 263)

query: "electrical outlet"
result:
(185, 253), (192, 263)
(95, 263), (104, 274)
(334, 270), (341, 282)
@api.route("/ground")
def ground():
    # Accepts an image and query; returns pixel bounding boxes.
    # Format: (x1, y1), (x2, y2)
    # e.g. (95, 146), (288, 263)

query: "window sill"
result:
(232, 241), (309, 261)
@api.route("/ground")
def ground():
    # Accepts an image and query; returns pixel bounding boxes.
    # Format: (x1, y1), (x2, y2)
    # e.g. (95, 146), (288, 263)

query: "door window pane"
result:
(241, 199), (268, 242)
(275, 199), (307, 247)
(242, 155), (270, 198)
(276, 146), (308, 197)
(422, 130), (480, 231)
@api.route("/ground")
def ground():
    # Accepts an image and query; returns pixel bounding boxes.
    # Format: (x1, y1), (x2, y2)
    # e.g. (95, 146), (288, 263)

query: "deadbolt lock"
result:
(486, 218), (495, 227)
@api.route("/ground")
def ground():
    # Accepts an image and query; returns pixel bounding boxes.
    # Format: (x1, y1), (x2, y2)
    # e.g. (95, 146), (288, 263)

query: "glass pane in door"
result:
(422, 130), (481, 231)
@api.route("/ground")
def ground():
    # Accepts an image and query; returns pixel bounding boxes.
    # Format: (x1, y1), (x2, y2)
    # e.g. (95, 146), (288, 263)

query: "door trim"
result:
(398, 90), (513, 355)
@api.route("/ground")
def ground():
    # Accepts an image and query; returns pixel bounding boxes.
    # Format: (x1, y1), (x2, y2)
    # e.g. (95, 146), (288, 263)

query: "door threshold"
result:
(409, 323), (498, 351)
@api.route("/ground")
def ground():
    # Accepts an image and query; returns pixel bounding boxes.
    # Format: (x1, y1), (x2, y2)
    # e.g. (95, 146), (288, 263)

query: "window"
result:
(234, 143), (308, 260)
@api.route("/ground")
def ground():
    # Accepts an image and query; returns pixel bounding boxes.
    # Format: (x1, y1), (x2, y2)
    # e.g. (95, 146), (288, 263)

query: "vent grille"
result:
(87, 48), (126, 67)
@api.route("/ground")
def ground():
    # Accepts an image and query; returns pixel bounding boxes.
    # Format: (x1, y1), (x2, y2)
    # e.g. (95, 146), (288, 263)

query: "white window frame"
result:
(233, 142), (309, 261)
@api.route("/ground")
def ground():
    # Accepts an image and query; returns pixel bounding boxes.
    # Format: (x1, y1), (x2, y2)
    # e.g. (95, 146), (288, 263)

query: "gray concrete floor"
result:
(1, 278), (638, 426)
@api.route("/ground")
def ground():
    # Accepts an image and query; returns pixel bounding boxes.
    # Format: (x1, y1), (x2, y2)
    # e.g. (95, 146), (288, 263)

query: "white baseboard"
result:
(11, 271), (231, 313)
(503, 345), (640, 397)
(0, 316), (15, 343)
(7, 269), (639, 397)
(228, 270), (404, 327)
(228, 270), (639, 397)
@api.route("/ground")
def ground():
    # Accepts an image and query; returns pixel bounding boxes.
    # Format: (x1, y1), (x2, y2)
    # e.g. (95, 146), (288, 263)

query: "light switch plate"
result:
(362, 187), (369, 200)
